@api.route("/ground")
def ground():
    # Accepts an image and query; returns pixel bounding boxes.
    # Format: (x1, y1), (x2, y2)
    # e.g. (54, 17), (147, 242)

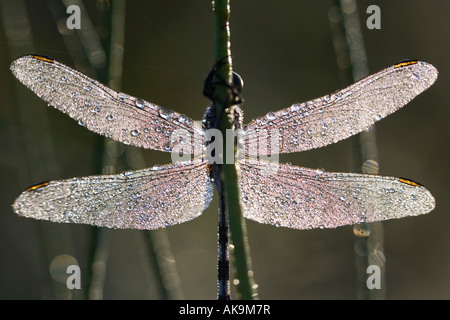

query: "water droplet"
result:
(178, 115), (187, 123)
(131, 129), (140, 137)
(134, 98), (146, 109)
(118, 92), (132, 102)
(164, 142), (171, 151)
(291, 104), (301, 112)
(155, 126), (162, 133)
(93, 105), (101, 113)
(266, 112), (276, 121)
(315, 168), (324, 175)
(143, 128), (150, 133)
(359, 211), (367, 224)
(242, 195), (249, 203)
(130, 192), (142, 200)
(353, 224), (370, 237)
(61, 76), (66, 81)
(159, 107), (172, 120)
(321, 122), (329, 135)
(78, 120), (85, 127)
(107, 114), (114, 121)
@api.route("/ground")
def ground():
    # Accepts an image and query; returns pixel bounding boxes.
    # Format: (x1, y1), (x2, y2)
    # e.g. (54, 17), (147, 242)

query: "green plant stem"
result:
(212, 0), (257, 300)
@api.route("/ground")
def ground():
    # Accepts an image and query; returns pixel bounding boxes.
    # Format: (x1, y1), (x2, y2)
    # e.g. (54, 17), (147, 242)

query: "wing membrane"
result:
(238, 159), (435, 230)
(12, 159), (213, 230)
(244, 61), (438, 155)
(10, 55), (204, 154)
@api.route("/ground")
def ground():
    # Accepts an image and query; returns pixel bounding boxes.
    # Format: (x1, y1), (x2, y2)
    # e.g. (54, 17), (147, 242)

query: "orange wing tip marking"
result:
(29, 55), (54, 63)
(26, 181), (50, 191)
(398, 177), (423, 187)
(394, 60), (419, 68)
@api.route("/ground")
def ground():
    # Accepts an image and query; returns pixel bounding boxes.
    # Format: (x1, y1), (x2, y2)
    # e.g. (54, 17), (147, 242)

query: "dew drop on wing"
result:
(164, 142), (171, 151)
(266, 112), (276, 121)
(134, 98), (146, 109)
(291, 103), (301, 112)
(159, 106), (172, 120)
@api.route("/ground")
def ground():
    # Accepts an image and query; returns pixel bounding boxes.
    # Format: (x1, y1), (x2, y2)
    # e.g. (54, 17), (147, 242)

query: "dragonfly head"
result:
(203, 59), (244, 105)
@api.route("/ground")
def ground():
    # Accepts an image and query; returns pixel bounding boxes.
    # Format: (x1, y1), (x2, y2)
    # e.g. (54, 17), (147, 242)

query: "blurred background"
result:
(0, 0), (448, 299)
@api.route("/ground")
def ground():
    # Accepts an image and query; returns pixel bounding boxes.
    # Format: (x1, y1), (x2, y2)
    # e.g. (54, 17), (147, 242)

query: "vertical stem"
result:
(216, 166), (230, 299)
(212, 0), (257, 300)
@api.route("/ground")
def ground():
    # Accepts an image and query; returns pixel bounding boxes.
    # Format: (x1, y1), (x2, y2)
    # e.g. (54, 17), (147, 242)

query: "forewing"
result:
(10, 55), (203, 154)
(12, 159), (213, 230)
(238, 159), (435, 230)
(243, 61), (438, 155)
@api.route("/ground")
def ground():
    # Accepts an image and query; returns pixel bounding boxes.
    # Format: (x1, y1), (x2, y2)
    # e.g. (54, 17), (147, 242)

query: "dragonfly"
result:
(11, 55), (437, 230)
(10, 56), (437, 298)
